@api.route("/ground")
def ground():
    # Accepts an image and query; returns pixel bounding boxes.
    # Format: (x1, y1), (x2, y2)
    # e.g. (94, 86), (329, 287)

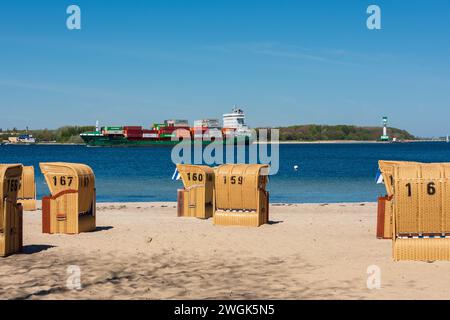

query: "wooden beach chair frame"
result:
(213, 164), (269, 227)
(176, 164), (215, 219)
(379, 160), (450, 261)
(0, 164), (23, 257)
(40, 162), (96, 234)
(17, 166), (37, 211)
(377, 195), (393, 239)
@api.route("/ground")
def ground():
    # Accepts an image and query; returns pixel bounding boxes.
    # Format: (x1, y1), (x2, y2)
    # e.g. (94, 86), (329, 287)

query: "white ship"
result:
(222, 107), (253, 139)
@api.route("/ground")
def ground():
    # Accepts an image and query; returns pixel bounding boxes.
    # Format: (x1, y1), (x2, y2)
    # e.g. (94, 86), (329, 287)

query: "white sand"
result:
(1, 202), (450, 300)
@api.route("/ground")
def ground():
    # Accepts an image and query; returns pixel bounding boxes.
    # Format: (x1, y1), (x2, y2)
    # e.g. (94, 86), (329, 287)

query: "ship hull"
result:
(80, 135), (251, 147)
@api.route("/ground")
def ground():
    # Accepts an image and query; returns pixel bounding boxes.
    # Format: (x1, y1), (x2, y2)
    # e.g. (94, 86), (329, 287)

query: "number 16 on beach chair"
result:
(176, 164), (215, 219)
(376, 161), (420, 240)
(379, 160), (450, 261)
(40, 163), (96, 234)
(0, 164), (23, 257)
(213, 164), (270, 227)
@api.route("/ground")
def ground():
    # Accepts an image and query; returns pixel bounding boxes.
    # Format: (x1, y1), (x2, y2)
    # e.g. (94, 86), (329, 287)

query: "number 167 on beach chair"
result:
(40, 162), (96, 234)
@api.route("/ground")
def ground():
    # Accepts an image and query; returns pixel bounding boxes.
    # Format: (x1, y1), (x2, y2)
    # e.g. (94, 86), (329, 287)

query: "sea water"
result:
(1, 142), (449, 203)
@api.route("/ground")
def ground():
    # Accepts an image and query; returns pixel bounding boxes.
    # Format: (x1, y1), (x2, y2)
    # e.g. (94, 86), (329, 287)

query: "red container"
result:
(160, 129), (176, 134)
(125, 129), (143, 138)
(124, 126), (142, 130)
(162, 126), (189, 132)
(191, 127), (208, 133)
(175, 130), (191, 138)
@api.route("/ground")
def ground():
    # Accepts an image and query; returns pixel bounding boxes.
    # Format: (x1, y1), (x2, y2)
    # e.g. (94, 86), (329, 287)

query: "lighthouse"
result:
(380, 116), (389, 141)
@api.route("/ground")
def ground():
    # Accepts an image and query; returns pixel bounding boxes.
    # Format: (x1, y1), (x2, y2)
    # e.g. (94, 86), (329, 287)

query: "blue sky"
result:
(0, 0), (449, 137)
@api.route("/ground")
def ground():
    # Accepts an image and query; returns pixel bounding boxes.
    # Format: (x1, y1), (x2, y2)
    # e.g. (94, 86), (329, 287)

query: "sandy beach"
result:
(1, 202), (450, 300)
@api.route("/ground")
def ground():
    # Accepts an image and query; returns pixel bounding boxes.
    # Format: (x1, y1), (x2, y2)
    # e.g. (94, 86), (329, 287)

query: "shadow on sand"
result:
(92, 226), (114, 232)
(268, 220), (283, 225)
(21, 245), (55, 254)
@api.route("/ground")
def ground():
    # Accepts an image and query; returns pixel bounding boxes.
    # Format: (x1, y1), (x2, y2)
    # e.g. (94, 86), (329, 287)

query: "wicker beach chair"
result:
(0, 164), (23, 257)
(213, 164), (270, 227)
(379, 160), (450, 261)
(40, 162), (96, 234)
(17, 166), (37, 211)
(176, 164), (215, 219)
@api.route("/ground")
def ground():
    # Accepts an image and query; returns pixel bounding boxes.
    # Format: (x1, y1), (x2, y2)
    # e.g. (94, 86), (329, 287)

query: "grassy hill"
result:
(264, 124), (416, 141)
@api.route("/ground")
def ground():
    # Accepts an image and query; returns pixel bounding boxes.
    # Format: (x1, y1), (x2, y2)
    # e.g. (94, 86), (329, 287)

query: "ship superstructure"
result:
(222, 107), (253, 139)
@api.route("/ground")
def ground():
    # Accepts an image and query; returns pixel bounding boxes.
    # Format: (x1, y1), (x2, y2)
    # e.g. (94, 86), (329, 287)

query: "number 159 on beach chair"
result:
(40, 162), (96, 234)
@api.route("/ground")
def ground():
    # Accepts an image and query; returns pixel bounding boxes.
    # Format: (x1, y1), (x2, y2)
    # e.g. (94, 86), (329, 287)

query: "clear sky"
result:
(0, 0), (449, 137)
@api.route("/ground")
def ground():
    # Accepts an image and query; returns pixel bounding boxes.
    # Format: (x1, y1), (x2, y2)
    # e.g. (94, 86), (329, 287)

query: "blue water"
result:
(1, 142), (450, 203)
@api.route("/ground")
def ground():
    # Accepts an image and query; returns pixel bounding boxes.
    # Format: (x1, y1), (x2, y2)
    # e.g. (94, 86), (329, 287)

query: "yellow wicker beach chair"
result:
(0, 164), (23, 257)
(176, 164), (215, 219)
(213, 164), (270, 227)
(17, 166), (37, 211)
(40, 162), (96, 234)
(379, 160), (450, 261)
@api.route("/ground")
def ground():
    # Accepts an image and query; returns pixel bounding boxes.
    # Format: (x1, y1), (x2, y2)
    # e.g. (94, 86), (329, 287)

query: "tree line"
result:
(258, 125), (415, 141)
(0, 126), (95, 143)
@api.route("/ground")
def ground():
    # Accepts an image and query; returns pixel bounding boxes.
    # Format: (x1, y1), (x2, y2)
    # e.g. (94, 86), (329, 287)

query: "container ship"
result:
(80, 108), (254, 147)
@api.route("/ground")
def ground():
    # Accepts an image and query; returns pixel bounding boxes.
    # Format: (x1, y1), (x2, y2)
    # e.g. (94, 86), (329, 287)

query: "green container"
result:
(160, 134), (174, 138)
(104, 126), (123, 131)
(153, 123), (166, 130)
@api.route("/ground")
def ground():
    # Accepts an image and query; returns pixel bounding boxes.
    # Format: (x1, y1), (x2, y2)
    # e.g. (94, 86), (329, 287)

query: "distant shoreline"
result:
(2, 139), (445, 146)
(2, 142), (85, 146)
(255, 139), (442, 144)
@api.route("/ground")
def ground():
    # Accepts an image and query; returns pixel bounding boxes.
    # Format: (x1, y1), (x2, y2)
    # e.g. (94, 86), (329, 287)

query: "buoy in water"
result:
(294, 165), (299, 171)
